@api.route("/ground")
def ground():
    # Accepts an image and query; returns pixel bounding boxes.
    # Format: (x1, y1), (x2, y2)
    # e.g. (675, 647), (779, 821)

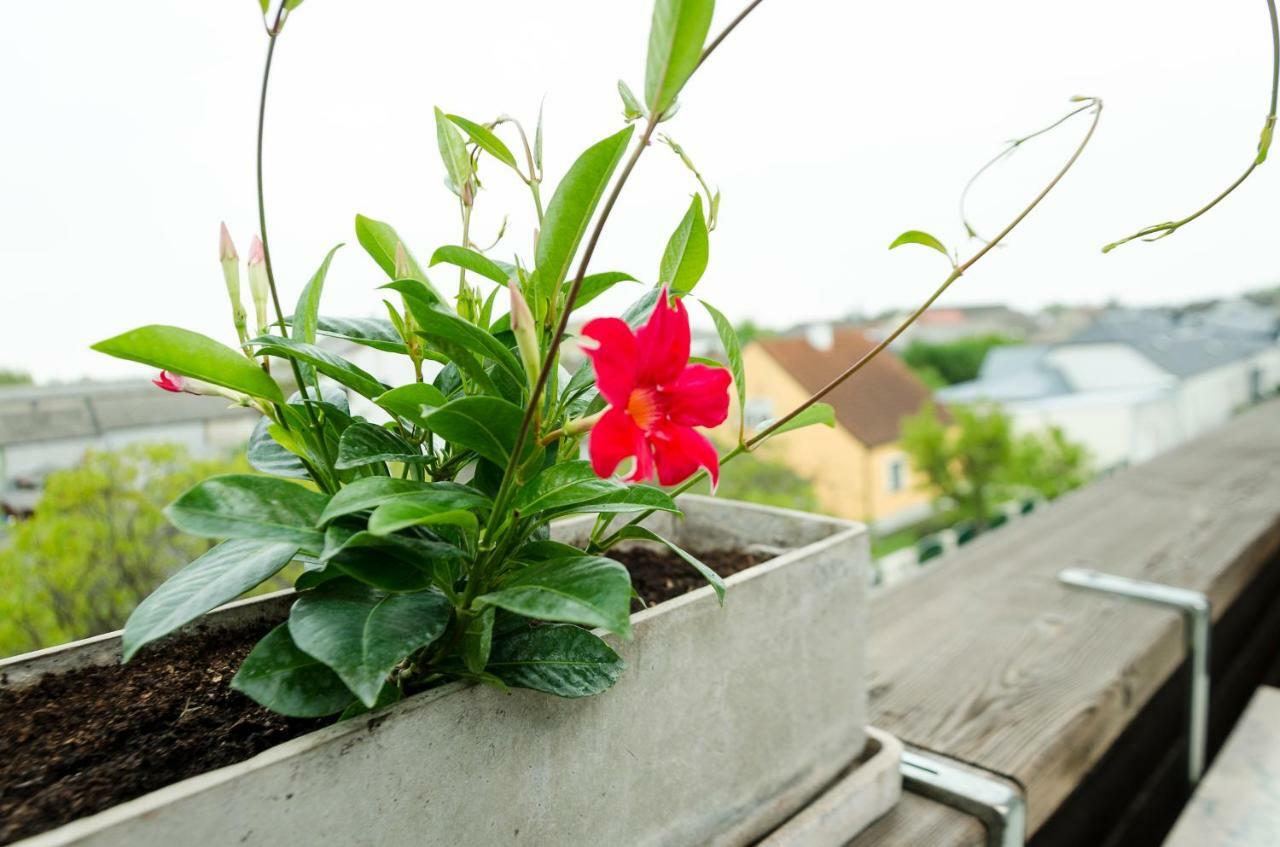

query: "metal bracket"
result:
(1058, 568), (1211, 785)
(901, 750), (1026, 847)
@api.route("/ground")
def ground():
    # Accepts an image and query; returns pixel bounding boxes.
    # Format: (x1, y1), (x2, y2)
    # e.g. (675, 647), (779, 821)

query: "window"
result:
(886, 455), (906, 493)
(743, 397), (775, 433)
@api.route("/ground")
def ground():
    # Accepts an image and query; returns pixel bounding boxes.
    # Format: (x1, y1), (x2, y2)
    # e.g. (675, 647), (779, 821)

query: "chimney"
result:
(805, 323), (834, 351)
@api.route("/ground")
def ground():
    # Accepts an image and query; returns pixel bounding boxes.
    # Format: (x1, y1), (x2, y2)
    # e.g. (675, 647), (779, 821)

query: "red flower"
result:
(582, 289), (731, 487)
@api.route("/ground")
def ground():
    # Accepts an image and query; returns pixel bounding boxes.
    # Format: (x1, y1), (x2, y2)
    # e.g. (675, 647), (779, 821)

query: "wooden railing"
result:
(850, 399), (1280, 846)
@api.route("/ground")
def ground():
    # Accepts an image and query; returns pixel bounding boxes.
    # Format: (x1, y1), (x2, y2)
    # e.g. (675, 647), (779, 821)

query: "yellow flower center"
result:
(626, 387), (664, 431)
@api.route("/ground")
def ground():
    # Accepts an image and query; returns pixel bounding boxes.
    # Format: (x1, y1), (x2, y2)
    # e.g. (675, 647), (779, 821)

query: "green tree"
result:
(900, 402), (1089, 528)
(900, 334), (1016, 387)
(0, 369), (32, 386)
(0, 443), (251, 657)
(690, 450), (819, 513)
(1012, 425), (1091, 500)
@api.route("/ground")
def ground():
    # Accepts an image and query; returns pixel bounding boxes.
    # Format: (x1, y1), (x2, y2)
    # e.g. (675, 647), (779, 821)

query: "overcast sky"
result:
(1, 0), (1275, 382)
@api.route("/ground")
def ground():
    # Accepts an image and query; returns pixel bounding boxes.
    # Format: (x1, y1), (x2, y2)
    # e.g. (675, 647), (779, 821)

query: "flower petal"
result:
(650, 422), (720, 488)
(581, 318), (639, 407)
(589, 407), (653, 482)
(665, 364), (732, 428)
(636, 288), (691, 386)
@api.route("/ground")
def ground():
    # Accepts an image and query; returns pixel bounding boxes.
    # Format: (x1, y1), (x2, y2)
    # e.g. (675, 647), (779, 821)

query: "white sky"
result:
(1, 0), (1276, 383)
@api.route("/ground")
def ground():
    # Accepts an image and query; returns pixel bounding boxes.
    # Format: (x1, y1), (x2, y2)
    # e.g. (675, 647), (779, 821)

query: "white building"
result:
(0, 380), (255, 516)
(939, 302), (1280, 469)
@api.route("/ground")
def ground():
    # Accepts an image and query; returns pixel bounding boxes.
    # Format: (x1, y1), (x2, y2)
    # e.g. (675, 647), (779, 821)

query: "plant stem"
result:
(595, 99), (1104, 549)
(256, 11), (307, 400)
(255, 2), (337, 487)
(485, 0), (774, 538)
(696, 0), (767, 71)
(1103, 0), (1278, 252)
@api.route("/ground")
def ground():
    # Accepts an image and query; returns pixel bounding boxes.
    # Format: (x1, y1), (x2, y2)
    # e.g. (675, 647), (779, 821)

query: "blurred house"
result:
(939, 301), (1280, 468)
(0, 380), (255, 518)
(863, 304), (1037, 346)
(727, 325), (943, 531)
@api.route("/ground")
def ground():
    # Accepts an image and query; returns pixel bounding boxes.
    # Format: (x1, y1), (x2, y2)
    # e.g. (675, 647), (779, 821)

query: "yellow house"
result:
(720, 327), (943, 530)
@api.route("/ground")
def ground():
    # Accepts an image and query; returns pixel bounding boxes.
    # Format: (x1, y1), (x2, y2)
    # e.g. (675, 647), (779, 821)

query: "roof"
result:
(756, 329), (943, 447)
(938, 345), (1072, 404)
(0, 379), (253, 448)
(1064, 310), (1272, 378)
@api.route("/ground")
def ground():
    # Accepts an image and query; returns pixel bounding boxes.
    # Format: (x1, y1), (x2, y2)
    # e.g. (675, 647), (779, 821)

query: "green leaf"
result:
(435, 106), (472, 195)
(423, 396), (529, 467)
(367, 500), (479, 537)
(122, 540), (298, 661)
(659, 195), (709, 292)
(621, 287), (663, 327)
(548, 484), (681, 517)
(563, 271), (640, 312)
(445, 114), (519, 170)
(319, 527), (465, 594)
(374, 384), (449, 428)
(318, 477), (489, 526)
(644, 0), (715, 115)
(231, 623), (356, 717)
(291, 245), (343, 390)
(92, 325), (283, 403)
(488, 624), (625, 698)
(618, 79), (644, 120)
(699, 300), (745, 431)
(289, 580), (452, 707)
(335, 422), (424, 470)
(259, 0), (268, 13)
(759, 402), (836, 438)
(247, 416), (309, 479)
(292, 244), (343, 347)
(354, 214), (445, 302)
(461, 606), (495, 673)
(535, 126), (635, 304)
(515, 461), (624, 515)
(428, 245), (511, 286)
(339, 682), (403, 720)
(284, 0), (305, 9)
(888, 229), (951, 260)
(611, 526), (725, 604)
(387, 281), (524, 383)
(166, 475), (327, 549)
(313, 315), (407, 354)
(534, 100), (545, 173)
(250, 336), (386, 400)
(478, 555), (632, 638)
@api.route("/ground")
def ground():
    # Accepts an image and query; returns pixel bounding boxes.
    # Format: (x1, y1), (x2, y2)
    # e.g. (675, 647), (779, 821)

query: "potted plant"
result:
(7, 0), (1180, 838)
(0, 2), (885, 844)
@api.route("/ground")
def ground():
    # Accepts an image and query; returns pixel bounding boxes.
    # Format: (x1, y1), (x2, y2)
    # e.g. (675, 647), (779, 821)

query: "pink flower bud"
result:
(394, 242), (411, 279)
(219, 222), (238, 263)
(247, 235), (270, 335)
(153, 370), (185, 393)
(152, 370), (249, 404)
(508, 281), (540, 388)
(248, 235), (265, 266)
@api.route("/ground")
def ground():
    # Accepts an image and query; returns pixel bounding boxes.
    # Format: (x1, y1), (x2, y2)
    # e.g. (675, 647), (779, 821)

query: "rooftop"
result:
(1065, 307), (1274, 378)
(0, 379), (253, 448)
(756, 329), (943, 447)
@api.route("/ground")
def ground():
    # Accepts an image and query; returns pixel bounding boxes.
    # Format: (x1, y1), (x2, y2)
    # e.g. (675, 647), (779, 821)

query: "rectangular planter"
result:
(3, 496), (870, 847)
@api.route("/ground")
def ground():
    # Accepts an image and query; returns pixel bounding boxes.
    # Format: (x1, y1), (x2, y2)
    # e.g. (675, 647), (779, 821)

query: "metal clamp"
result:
(901, 750), (1026, 847)
(1058, 568), (1211, 785)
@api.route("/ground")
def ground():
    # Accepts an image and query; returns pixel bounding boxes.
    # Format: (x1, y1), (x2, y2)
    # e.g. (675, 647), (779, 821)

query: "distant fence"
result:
(873, 496), (1045, 588)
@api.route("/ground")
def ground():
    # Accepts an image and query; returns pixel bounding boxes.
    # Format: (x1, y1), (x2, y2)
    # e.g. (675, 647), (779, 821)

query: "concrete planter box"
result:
(4, 496), (871, 847)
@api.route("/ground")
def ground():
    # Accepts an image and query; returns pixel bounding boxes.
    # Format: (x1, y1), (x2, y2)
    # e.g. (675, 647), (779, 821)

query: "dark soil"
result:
(0, 621), (324, 845)
(0, 545), (775, 844)
(625, 545), (772, 610)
